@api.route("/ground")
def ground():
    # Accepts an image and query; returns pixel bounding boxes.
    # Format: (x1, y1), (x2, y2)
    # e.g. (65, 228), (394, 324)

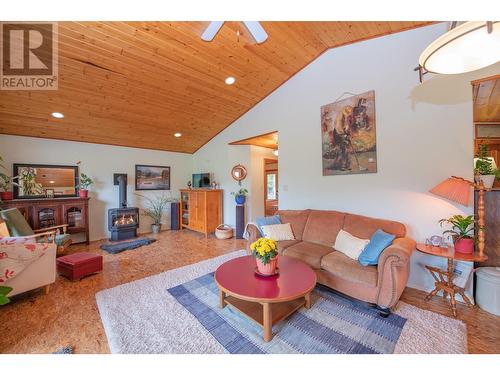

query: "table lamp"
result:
(429, 176), (488, 257)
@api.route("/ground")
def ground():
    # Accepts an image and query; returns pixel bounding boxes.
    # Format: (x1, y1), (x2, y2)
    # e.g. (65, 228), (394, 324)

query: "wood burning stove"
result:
(108, 174), (139, 241)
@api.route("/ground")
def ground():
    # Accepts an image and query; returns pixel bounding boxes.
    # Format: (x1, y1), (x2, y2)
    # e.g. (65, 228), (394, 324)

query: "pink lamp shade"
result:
(429, 176), (472, 207)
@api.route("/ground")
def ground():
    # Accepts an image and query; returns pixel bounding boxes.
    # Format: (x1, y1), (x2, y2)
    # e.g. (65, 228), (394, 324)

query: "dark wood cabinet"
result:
(2, 197), (90, 244)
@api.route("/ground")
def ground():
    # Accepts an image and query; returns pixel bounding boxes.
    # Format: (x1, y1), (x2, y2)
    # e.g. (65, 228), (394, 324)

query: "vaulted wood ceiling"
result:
(0, 21), (434, 153)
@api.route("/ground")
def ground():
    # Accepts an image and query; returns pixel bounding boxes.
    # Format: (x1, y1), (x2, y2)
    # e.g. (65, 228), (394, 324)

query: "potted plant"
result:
(0, 156), (17, 201)
(136, 193), (174, 234)
(474, 142), (499, 188)
(251, 237), (279, 275)
(78, 173), (94, 198)
(231, 188), (248, 205)
(439, 215), (475, 254)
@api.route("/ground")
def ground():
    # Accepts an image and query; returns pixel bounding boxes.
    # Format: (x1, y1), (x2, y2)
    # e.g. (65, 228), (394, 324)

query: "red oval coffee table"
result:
(214, 255), (317, 342)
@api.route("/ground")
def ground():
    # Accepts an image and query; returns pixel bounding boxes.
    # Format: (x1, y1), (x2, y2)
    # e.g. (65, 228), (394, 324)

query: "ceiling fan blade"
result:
(242, 21), (268, 44)
(201, 21), (224, 42)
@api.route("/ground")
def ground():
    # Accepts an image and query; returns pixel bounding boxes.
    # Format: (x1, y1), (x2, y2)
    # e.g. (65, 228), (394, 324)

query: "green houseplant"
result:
(78, 173), (94, 198)
(231, 188), (248, 205)
(136, 193), (175, 234)
(474, 142), (500, 188)
(0, 156), (17, 201)
(0, 286), (13, 306)
(438, 214), (475, 254)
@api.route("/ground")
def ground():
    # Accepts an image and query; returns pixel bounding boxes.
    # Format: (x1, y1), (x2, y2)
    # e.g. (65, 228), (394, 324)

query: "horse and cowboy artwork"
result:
(321, 90), (377, 176)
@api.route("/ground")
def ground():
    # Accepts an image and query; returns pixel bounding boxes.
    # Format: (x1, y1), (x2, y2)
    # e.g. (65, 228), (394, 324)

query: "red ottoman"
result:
(57, 252), (103, 281)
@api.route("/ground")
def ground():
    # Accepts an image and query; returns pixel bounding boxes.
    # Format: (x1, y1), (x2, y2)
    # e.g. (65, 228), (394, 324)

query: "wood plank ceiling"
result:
(0, 21), (434, 153)
(229, 131), (278, 150)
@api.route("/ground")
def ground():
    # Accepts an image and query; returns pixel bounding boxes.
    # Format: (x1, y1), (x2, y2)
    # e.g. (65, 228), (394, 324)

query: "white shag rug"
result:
(95, 250), (467, 354)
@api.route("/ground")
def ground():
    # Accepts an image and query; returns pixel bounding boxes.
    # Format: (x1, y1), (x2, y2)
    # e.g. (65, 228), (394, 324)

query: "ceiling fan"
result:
(201, 21), (268, 44)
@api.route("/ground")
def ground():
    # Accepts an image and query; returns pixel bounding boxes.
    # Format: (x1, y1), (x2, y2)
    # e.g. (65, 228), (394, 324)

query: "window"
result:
(267, 173), (277, 200)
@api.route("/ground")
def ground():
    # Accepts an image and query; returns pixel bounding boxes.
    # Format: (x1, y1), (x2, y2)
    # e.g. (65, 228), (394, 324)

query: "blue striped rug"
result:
(168, 272), (407, 354)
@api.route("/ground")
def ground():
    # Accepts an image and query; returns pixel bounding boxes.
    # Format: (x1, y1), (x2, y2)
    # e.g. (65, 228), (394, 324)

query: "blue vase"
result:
(235, 195), (246, 205)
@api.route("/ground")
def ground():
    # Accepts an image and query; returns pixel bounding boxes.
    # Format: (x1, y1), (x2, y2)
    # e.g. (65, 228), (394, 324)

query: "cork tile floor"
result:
(0, 230), (499, 354)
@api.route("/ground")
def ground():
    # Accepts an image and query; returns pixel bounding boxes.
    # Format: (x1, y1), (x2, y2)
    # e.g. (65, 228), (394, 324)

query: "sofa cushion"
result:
(334, 229), (369, 260)
(255, 215), (281, 236)
(278, 210), (311, 240)
(302, 210), (345, 247)
(358, 229), (396, 266)
(277, 240), (300, 255)
(321, 251), (378, 286)
(343, 213), (406, 239)
(283, 241), (333, 269)
(261, 223), (295, 241)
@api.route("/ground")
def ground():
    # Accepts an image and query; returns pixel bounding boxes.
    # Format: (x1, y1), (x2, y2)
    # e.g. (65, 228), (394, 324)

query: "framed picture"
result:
(135, 164), (170, 190)
(13, 163), (79, 199)
(321, 90), (377, 176)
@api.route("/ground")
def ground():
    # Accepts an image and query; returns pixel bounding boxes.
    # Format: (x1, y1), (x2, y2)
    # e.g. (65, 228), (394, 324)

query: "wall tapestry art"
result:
(321, 90), (377, 175)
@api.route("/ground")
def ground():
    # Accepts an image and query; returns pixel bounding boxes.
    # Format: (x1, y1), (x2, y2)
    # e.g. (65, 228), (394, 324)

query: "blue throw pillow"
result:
(358, 229), (396, 266)
(255, 215), (281, 236)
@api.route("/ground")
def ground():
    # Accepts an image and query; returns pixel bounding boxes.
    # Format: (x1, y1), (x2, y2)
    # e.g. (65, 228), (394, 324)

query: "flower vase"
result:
(256, 256), (278, 276)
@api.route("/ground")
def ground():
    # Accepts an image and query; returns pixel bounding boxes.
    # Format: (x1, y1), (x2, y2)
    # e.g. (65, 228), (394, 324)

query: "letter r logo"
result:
(1, 23), (54, 75)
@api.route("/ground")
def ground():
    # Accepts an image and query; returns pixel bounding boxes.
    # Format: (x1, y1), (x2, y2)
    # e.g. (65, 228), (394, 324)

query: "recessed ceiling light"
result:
(174, 133), (182, 138)
(51, 112), (64, 119)
(49, 180), (55, 184)
(225, 76), (236, 85)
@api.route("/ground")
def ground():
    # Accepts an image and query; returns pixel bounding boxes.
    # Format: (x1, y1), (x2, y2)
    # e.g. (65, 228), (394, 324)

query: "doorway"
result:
(264, 158), (279, 216)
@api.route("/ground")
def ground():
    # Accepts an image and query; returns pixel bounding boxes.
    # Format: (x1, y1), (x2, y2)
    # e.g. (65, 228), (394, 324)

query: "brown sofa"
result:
(246, 209), (416, 310)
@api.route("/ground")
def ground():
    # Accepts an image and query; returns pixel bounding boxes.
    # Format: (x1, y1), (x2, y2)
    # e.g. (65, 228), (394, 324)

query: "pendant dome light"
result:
(417, 21), (500, 81)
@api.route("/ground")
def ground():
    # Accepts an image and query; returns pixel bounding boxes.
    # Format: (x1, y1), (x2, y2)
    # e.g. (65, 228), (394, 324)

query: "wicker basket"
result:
(215, 224), (233, 239)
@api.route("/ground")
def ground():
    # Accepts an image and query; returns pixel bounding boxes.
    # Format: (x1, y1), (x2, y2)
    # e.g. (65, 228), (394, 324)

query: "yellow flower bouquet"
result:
(250, 237), (278, 265)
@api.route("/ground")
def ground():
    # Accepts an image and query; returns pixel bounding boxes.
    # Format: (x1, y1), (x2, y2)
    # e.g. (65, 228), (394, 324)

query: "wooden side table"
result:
(416, 243), (488, 317)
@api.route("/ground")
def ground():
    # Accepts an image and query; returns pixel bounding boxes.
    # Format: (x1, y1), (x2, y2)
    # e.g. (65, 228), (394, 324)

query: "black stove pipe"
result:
(118, 175), (127, 208)
(113, 173), (128, 208)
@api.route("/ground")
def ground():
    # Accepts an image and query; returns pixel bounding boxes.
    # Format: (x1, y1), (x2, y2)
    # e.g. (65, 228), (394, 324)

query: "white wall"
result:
(0, 135), (192, 241)
(193, 23), (500, 294)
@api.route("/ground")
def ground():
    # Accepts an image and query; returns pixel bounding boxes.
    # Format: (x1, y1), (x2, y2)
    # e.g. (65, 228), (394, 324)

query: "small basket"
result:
(215, 224), (233, 239)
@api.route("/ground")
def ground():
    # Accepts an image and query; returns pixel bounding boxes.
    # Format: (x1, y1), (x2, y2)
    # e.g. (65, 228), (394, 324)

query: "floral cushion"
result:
(0, 239), (50, 283)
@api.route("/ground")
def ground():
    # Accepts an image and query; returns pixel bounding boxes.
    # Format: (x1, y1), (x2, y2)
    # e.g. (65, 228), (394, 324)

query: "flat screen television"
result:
(192, 173), (211, 188)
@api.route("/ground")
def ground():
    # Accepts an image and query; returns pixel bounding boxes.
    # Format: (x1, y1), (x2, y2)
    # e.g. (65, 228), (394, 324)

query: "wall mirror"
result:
(231, 164), (247, 186)
(13, 164), (79, 199)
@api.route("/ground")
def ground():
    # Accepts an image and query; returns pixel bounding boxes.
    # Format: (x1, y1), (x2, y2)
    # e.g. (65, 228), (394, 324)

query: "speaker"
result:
(236, 204), (245, 239)
(170, 202), (180, 230)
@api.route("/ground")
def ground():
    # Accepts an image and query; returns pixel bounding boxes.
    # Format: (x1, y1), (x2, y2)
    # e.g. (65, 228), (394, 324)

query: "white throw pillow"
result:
(334, 229), (370, 260)
(261, 223), (296, 241)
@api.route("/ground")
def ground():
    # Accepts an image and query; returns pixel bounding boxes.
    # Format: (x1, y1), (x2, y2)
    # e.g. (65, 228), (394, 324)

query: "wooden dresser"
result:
(180, 189), (223, 238)
(2, 197), (90, 244)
